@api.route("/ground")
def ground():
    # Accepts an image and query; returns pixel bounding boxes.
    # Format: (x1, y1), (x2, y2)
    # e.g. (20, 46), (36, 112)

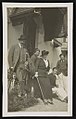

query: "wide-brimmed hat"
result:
(18, 35), (26, 41)
(41, 50), (49, 56)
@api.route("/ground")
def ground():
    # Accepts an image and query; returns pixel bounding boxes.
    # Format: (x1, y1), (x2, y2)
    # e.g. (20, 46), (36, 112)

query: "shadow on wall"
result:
(8, 23), (23, 50)
(51, 47), (61, 68)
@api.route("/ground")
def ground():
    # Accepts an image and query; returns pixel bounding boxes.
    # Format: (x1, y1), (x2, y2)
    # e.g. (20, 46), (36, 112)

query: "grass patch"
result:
(8, 84), (38, 112)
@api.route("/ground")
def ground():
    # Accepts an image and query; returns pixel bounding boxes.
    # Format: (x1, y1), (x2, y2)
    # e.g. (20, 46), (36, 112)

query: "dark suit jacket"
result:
(8, 44), (29, 71)
(29, 54), (38, 75)
(35, 58), (50, 77)
(56, 59), (68, 76)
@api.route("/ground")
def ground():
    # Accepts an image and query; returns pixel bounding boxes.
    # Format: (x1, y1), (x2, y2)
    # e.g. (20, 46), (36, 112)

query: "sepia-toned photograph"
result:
(2, 3), (73, 117)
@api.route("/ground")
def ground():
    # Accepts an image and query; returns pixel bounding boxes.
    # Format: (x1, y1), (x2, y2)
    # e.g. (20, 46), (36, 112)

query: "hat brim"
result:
(18, 38), (26, 41)
(41, 51), (49, 56)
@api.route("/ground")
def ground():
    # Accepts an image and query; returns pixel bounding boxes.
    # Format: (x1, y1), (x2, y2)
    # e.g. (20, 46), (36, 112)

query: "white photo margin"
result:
(2, 2), (73, 117)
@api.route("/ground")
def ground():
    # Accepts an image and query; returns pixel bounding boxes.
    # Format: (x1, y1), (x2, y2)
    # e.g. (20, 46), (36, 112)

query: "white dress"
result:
(52, 73), (68, 101)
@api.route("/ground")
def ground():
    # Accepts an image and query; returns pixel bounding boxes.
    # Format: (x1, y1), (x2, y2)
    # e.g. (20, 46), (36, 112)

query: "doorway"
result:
(23, 16), (37, 56)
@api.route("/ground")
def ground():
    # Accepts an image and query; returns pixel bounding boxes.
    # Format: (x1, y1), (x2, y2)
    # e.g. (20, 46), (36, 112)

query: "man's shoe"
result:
(47, 99), (54, 105)
(63, 97), (68, 103)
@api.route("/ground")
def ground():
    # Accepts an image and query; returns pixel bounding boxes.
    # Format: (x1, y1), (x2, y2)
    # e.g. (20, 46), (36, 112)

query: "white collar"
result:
(19, 43), (21, 48)
(43, 59), (48, 67)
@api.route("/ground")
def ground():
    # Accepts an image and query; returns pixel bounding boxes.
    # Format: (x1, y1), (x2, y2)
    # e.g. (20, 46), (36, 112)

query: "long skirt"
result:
(32, 76), (53, 100)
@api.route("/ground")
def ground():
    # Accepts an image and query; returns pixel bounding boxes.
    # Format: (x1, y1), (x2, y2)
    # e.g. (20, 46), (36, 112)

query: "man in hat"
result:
(8, 35), (30, 97)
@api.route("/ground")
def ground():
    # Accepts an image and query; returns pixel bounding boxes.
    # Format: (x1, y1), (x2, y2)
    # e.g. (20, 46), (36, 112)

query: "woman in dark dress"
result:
(28, 48), (41, 97)
(35, 50), (53, 104)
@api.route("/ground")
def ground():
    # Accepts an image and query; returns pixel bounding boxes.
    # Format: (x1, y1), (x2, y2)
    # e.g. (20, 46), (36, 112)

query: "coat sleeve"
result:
(26, 51), (30, 61)
(28, 55), (36, 75)
(35, 58), (40, 72)
(56, 60), (59, 68)
(56, 60), (61, 75)
(31, 55), (36, 67)
(8, 45), (15, 68)
(47, 60), (50, 71)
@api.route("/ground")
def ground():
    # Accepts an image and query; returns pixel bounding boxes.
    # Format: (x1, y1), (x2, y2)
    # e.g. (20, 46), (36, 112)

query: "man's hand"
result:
(10, 67), (14, 71)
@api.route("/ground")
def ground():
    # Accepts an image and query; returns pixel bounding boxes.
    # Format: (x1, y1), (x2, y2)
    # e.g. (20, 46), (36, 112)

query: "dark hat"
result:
(18, 35), (26, 41)
(41, 50), (49, 56)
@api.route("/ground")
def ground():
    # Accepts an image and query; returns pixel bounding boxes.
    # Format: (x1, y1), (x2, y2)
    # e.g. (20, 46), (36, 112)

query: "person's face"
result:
(60, 55), (64, 60)
(53, 69), (57, 75)
(43, 55), (48, 59)
(19, 40), (25, 47)
(35, 51), (40, 56)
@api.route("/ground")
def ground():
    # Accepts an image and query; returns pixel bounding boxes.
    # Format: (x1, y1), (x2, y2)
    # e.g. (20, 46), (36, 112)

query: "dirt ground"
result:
(21, 98), (68, 112)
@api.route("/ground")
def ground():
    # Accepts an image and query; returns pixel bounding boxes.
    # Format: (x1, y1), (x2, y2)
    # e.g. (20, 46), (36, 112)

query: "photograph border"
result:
(2, 2), (73, 117)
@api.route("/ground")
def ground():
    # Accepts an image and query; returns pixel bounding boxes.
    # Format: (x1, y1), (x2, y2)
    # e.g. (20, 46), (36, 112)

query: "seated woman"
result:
(48, 67), (68, 103)
(34, 50), (53, 104)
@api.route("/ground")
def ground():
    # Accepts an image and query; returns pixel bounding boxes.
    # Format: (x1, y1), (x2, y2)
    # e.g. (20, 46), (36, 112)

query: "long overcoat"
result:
(8, 44), (30, 93)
